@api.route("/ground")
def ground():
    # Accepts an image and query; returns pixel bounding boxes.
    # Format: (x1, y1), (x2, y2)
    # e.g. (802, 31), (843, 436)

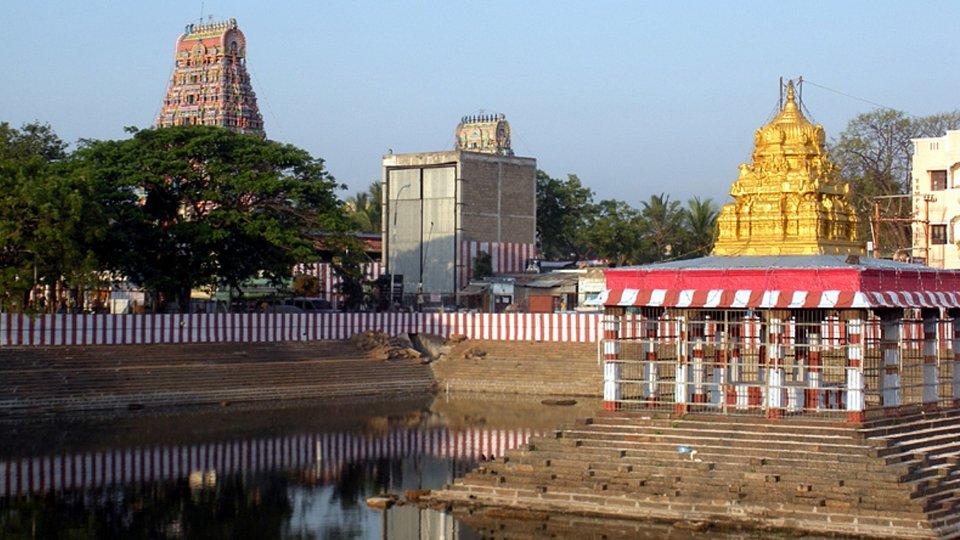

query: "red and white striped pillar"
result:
(766, 318), (785, 419)
(602, 312), (622, 412)
(846, 319), (865, 423)
(715, 330), (728, 407)
(674, 316), (689, 414)
(805, 333), (823, 411)
(691, 338), (707, 404)
(644, 325), (659, 405)
(951, 318), (960, 407)
(922, 318), (939, 411)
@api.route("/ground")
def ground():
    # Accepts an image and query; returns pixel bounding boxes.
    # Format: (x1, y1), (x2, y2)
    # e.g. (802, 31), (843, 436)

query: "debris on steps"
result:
(463, 346), (487, 360)
(349, 331), (421, 360)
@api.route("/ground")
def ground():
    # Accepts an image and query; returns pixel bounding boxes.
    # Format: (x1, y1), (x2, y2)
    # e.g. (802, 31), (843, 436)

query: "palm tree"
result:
(684, 196), (719, 258)
(344, 181), (382, 233)
(640, 193), (684, 261)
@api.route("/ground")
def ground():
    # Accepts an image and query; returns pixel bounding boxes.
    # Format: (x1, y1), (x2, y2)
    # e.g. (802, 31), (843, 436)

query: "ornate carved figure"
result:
(156, 19), (264, 137)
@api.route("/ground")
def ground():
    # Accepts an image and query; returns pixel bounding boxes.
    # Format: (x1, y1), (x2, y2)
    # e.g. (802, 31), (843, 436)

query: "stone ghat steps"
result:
(463, 441), (919, 512)
(438, 482), (939, 539)
(0, 342), (364, 369)
(0, 342), (434, 414)
(452, 510), (721, 540)
(502, 438), (909, 488)
(432, 413), (960, 538)
(0, 360), (432, 399)
(432, 340), (601, 396)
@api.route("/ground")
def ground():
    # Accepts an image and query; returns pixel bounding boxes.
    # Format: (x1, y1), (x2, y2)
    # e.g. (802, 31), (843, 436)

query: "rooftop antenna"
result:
(779, 76), (783, 109)
(199, 1), (204, 25)
(798, 75), (803, 108)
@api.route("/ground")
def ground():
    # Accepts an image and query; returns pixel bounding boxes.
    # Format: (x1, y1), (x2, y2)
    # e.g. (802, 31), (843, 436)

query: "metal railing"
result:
(601, 309), (960, 419)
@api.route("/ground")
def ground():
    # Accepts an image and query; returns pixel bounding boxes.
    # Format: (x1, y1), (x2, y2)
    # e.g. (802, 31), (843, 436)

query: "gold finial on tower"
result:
(711, 79), (864, 256)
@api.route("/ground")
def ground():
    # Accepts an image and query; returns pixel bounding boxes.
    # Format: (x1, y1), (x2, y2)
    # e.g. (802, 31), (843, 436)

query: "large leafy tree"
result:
(829, 109), (914, 252)
(829, 109), (960, 256)
(74, 125), (345, 311)
(0, 122), (102, 312)
(536, 171), (596, 260)
(581, 199), (644, 265)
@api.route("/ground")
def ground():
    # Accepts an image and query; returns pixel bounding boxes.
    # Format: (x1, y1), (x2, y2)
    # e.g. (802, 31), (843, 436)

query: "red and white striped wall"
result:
(458, 241), (536, 287)
(0, 312), (603, 346)
(293, 262), (384, 305)
(600, 288), (960, 310)
(0, 427), (539, 497)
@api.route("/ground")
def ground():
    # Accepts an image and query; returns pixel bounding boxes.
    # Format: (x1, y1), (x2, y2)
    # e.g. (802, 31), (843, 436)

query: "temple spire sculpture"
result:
(156, 18), (265, 137)
(712, 80), (863, 256)
(455, 113), (513, 156)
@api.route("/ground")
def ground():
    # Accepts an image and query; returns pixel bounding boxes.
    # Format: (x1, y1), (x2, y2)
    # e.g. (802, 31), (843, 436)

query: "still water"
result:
(0, 396), (813, 539)
(0, 394), (604, 539)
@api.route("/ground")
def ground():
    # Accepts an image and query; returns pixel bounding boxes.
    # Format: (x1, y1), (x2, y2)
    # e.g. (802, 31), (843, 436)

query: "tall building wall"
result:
(459, 155), (536, 244)
(911, 130), (960, 268)
(156, 18), (264, 136)
(381, 150), (536, 298)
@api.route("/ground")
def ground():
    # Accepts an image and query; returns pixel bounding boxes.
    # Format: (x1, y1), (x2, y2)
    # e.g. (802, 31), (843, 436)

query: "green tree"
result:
(74, 125), (345, 312)
(913, 110), (960, 138)
(536, 170), (596, 260)
(681, 196), (718, 258)
(472, 251), (492, 280)
(345, 181), (382, 233)
(830, 108), (960, 255)
(581, 199), (644, 265)
(0, 122), (102, 313)
(639, 193), (684, 262)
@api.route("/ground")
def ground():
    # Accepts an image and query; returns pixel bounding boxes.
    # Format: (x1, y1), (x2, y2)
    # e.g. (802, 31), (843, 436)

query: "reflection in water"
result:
(0, 428), (538, 497)
(0, 397), (561, 539)
(0, 395), (791, 538)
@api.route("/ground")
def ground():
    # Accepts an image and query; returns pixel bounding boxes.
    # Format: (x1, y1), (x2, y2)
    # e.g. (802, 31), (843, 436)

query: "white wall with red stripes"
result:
(293, 262), (384, 305)
(458, 241), (536, 287)
(0, 427), (539, 497)
(0, 312), (602, 346)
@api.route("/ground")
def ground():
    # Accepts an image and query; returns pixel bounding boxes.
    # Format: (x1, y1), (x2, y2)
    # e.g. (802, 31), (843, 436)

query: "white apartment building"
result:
(912, 130), (960, 268)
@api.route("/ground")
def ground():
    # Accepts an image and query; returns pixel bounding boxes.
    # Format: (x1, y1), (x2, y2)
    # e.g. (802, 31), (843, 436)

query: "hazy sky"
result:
(4, 1), (959, 207)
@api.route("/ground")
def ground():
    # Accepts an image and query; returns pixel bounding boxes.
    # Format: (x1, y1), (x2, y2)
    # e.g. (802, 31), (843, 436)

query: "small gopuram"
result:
(600, 81), (960, 423)
(430, 82), (960, 538)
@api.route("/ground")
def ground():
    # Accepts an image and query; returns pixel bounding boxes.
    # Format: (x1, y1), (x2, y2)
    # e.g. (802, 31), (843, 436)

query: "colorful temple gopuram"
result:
(156, 19), (264, 136)
(599, 81), (960, 422)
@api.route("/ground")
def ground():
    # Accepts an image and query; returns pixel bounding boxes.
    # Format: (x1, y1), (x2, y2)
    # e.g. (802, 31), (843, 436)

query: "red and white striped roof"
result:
(598, 289), (960, 309)
(600, 256), (960, 310)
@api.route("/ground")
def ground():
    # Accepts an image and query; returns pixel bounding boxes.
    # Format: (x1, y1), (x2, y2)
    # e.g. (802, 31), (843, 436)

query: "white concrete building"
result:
(912, 130), (960, 268)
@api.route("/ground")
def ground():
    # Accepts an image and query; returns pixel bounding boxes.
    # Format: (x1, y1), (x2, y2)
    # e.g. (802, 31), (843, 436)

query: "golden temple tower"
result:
(712, 81), (863, 256)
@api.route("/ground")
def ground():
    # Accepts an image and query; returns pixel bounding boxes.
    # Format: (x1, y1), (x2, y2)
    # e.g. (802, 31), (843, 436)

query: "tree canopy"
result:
(830, 108), (960, 256)
(535, 170), (718, 265)
(72, 125), (346, 311)
(344, 181), (382, 234)
(0, 122), (102, 312)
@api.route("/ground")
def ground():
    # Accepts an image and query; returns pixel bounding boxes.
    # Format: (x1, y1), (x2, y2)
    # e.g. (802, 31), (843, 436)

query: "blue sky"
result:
(3, 1), (959, 207)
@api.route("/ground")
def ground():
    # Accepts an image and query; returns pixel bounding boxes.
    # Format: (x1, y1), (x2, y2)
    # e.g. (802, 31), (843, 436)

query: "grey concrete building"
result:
(381, 142), (536, 306)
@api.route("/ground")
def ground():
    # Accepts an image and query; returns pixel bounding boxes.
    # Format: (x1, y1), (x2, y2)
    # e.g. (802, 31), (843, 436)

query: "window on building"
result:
(931, 224), (948, 245)
(931, 170), (947, 191)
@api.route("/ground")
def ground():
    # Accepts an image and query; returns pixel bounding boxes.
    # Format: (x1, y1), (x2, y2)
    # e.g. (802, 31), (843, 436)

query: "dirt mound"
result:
(350, 331), (422, 361)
